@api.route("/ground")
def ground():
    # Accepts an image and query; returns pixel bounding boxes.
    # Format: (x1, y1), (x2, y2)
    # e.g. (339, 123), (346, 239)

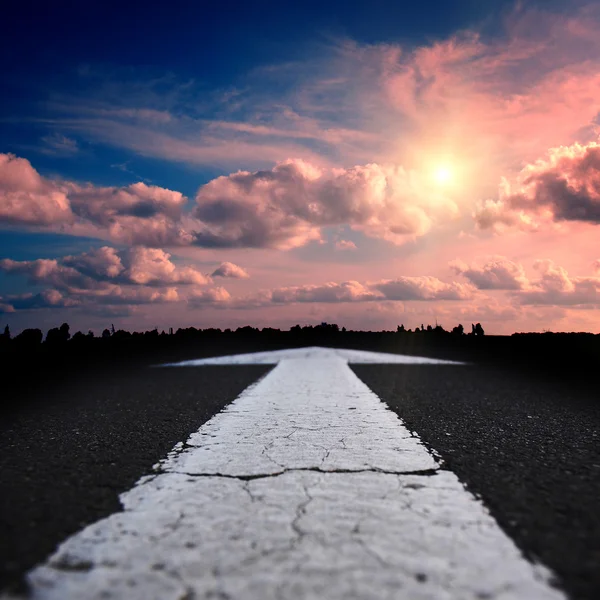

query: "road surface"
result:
(1, 347), (599, 599)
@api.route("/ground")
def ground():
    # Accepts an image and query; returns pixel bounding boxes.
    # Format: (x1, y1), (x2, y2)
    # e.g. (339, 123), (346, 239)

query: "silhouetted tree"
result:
(474, 323), (485, 336)
(452, 324), (464, 336)
(0, 324), (10, 351)
(45, 328), (59, 343)
(60, 322), (70, 341)
(46, 323), (70, 344)
(14, 328), (43, 349)
(113, 329), (132, 340)
(87, 330), (94, 338)
(102, 328), (111, 338)
(397, 324), (406, 333)
(111, 323), (116, 335)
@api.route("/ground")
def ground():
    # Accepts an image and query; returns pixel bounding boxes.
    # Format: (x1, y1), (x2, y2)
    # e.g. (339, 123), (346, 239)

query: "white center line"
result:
(20, 348), (564, 600)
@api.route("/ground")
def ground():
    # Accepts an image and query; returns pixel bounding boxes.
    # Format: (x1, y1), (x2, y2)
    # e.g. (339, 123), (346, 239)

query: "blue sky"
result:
(2, 0), (506, 185)
(2, 0), (600, 335)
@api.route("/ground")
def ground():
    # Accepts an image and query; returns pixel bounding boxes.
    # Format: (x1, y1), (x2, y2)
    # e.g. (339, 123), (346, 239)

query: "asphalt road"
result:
(0, 364), (270, 593)
(1, 358), (599, 599)
(352, 363), (600, 600)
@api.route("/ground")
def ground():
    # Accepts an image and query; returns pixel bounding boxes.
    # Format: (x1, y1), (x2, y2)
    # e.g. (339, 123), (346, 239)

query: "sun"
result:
(433, 166), (453, 185)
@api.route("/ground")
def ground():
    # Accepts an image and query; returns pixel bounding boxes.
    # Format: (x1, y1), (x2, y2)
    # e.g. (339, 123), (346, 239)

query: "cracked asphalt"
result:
(1, 351), (598, 599)
(0, 364), (269, 593)
(352, 363), (600, 600)
(9, 351), (564, 600)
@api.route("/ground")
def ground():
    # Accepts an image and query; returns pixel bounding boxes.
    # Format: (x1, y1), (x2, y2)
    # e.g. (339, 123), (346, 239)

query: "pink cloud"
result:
(450, 256), (600, 307)
(0, 246), (210, 290)
(374, 8), (600, 164)
(192, 159), (457, 249)
(0, 258), (95, 291)
(68, 181), (186, 224)
(0, 154), (457, 250)
(269, 281), (378, 304)
(475, 140), (600, 231)
(450, 257), (528, 290)
(0, 154), (72, 226)
(188, 287), (232, 307)
(120, 247), (210, 286)
(0, 153), (192, 246)
(68, 181), (191, 246)
(4, 289), (79, 311)
(518, 259), (600, 306)
(91, 286), (180, 306)
(374, 277), (474, 301)
(335, 239), (357, 251)
(0, 284), (180, 315)
(211, 262), (249, 279)
(216, 275), (475, 309)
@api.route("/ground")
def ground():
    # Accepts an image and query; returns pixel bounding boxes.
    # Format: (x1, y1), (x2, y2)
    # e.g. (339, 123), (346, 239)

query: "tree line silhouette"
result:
(2, 319), (600, 393)
(0, 320), (488, 353)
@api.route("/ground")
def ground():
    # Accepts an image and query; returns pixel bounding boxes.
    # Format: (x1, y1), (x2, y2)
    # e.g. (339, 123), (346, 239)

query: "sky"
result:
(2, 0), (600, 335)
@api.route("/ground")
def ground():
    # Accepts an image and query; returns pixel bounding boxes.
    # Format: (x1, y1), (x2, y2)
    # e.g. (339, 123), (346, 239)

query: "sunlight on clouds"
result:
(433, 165), (452, 186)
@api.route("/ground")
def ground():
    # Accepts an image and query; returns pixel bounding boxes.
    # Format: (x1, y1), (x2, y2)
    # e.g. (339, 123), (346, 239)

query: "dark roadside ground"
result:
(352, 363), (600, 600)
(0, 363), (271, 594)
(1, 332), (600, 599)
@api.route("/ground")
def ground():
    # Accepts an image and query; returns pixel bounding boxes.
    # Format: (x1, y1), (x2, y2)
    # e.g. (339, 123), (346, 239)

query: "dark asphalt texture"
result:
(2, 359), (600, 600)
(0, 364), (270, 593)
(352, 364), (600, 600)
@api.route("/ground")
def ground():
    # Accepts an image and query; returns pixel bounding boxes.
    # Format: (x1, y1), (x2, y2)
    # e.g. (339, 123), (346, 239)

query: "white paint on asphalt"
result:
(160, 345), (466, 366)
(21, 348), (564, 600)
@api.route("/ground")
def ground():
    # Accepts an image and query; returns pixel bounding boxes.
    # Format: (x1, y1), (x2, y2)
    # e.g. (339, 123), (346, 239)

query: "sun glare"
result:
(433, 166), (452, 185)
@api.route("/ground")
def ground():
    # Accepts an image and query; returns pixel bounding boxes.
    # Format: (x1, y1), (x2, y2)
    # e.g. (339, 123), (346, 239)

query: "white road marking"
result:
(160, 345), (466, 366)
(20, 348), (564, 600)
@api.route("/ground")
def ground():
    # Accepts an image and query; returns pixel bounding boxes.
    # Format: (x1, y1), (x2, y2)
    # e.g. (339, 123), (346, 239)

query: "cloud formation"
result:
(519, 260), (600, 306)
(0, 154), (191, 246)
(5, 289), (78, 311)
(188, 287), (232, 307)
(0, 154), (72, 226)
(5, 4), (600, 334)
(450, 257), (528, 290)
(192, 159), (457, 248)
(475, 141), (600, 231)
(0, 246), (210, 290)
(269, 281), (379, 304)
(374, 277), (474, 301)
(211, 262), (249, 279)
(67, 181), (189, 246)
(38, 4), (600, 181)
(0, 246), (211, 313)
(335, 239), (357, 251)
(452, 256), (600, 307)
(0, 153), (458, 249)
(190, 275), (476, 309)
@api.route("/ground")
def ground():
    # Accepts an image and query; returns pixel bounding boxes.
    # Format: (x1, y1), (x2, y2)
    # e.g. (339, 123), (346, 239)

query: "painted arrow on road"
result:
(14, 348), (565, 600)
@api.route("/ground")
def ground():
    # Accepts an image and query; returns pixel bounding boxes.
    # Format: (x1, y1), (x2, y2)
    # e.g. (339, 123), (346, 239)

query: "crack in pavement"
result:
(149, 466), (443, 481)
